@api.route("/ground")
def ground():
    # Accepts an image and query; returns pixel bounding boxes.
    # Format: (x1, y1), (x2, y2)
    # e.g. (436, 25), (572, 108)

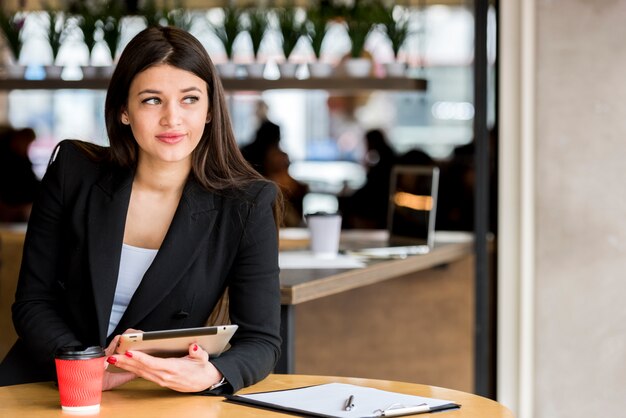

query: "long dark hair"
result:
(101, 26), (282, 224)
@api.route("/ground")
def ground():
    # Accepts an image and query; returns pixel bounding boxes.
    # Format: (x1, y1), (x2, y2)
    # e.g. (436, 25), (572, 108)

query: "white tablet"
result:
(115, 325), (238, 358)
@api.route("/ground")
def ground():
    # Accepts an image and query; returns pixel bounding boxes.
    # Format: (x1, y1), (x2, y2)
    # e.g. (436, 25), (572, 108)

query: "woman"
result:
(0, 26), (282, 394)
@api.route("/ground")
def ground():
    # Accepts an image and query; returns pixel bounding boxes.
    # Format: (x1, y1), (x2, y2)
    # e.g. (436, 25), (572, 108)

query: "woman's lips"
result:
(156, 133), (185, 144)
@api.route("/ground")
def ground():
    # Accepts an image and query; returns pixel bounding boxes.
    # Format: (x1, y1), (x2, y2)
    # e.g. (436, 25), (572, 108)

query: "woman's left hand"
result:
(106, 343), (222, 393)
(103, 332), (137, 391)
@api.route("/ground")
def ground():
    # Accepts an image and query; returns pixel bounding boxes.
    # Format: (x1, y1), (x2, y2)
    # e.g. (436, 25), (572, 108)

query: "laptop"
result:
(346, 165), (439, 259)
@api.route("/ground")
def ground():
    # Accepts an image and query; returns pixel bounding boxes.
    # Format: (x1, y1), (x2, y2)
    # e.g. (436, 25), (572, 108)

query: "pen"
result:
(344, 395), (356, 411)
(379, 403), (429, 417)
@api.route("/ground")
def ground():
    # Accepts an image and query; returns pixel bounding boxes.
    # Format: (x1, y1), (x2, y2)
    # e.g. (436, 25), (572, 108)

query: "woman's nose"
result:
(161, 102), (182, 126)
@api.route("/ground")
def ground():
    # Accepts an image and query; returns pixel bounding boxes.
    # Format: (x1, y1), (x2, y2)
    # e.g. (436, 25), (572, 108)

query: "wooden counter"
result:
(278, 230), (475, 393)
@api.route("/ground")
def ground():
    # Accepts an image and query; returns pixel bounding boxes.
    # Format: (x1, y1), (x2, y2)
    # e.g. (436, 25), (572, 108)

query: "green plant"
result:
(140, 0), (163, 27)
(166, 9), (193, 31)
(138, 0), (191, 30)
(43, 5), (67, 62)
(345, 1), (378, 58)
(276, 4), (304, 61)
(245, 8), (268, 60)
(76, 3), (101, 56)
(41, 1), (67, 64)
(164, 0), (193, 31)
(0, 9), (25, 61)
(210, 6), (242, 60)
(100, 1), (125, 62)
(378, 4), (411, 59)
(304, 5), (332, 60)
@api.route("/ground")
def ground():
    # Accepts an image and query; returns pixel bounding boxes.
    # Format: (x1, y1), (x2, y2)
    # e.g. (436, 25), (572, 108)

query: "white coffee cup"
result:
(305, 212), (342, 258)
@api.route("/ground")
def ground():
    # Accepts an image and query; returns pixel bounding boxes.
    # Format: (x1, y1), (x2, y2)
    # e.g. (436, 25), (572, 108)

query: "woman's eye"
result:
(142, 97), (161, 105)
(183, 96), (200, 104)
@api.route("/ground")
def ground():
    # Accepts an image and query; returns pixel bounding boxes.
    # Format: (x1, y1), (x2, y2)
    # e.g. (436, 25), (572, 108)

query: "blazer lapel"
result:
(113, 179), (219, 334)
(87, 167), (134, 344)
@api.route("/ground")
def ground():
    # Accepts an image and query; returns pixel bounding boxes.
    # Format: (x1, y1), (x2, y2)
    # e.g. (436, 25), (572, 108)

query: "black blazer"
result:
(0, 140), (281, 392)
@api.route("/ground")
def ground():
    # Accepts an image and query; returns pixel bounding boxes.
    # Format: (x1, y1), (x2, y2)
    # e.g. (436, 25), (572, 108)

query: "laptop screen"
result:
(387, 165), (439, 247)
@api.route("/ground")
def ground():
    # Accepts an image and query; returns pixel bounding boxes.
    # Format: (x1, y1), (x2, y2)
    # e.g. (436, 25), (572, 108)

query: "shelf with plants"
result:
(0, 2), (426, 92)
(0, 75), (426, 92)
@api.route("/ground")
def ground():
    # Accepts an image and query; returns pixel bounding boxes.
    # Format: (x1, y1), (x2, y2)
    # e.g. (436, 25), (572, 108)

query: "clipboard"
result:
(225, 382), (460, 417)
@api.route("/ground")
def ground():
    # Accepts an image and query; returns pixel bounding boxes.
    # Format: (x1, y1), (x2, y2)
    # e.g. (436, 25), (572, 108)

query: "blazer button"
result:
(173, 310), (189, 319)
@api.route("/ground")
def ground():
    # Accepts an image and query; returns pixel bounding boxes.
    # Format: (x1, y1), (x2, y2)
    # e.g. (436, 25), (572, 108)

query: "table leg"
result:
(275, 304), (295, 373)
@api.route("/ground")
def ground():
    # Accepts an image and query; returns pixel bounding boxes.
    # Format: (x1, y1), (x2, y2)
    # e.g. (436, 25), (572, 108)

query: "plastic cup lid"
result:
(305, 211), (341, 218)
(55, 345), (105, 360)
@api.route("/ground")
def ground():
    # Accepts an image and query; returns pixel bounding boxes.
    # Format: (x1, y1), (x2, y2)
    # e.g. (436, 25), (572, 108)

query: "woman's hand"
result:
(102, 330), (138, 391)
(106, 343), (222, 393)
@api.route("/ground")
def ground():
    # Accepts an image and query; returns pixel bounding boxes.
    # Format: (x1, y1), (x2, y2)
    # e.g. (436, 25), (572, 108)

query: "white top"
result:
(107, 243), (159, 337)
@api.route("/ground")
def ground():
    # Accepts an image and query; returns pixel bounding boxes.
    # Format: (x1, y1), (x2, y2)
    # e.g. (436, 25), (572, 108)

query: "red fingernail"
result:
(106, 356), (117, 365)
(193, 344), (198, 351)
(125, 351), (133, 358)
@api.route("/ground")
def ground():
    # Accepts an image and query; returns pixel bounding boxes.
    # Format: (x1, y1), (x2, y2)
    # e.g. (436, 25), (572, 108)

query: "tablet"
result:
(115, 325), (238, 358)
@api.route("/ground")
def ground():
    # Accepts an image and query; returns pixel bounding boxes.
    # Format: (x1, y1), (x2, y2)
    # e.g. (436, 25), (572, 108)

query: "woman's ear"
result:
(121, 110), (130, 125)
(206, 112), (212, 124)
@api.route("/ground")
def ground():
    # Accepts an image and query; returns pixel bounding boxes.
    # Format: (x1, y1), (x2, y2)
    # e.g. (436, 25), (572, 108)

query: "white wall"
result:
(500, 1), (626, 417)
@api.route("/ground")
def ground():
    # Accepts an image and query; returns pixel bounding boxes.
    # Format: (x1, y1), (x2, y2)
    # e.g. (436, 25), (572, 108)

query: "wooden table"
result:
(277, 231), (475, 392)
(0, 374), (513, 417)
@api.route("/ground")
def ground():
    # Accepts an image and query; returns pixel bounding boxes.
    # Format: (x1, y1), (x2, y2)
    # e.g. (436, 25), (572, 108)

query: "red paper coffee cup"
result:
(55, 345), (105, 413)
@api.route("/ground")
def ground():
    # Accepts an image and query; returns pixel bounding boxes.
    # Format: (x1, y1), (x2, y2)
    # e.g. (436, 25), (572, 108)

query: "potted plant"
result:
(140, 0), (165, 27)
(74, 2), (101, 75)
(43, 5), (67, 78)
(209, 6), (242, 78)
(0, 8), (25, 75)
(100, 1), (125, 68)
(378, 4), (411, 77)
(165, 0), (194, 31)
(304, 4), (332, 78)
(343, 1), (377, 77)
(276, 3), (304, 78)
(243, 7), (268, 78)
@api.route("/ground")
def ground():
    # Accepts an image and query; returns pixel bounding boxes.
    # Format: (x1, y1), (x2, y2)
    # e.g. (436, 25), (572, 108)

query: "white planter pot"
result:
(6, 64), (25, 79)
(95, 65), (115, 78)
(384, 62), (407, 77)
(81, 65), (97, 79)
(45, 65), (64, 79)
(216, 62), (238, 78)
(246, 63), (266, 78)
(344, 58), (372, 78)
(308, 62), (333, 78)
(1, 50), (24, 79)
(278, 62), (298, 78)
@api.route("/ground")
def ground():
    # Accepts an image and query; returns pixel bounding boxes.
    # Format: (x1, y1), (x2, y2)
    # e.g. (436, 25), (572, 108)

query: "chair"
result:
(0, 230), (25, 360)
(205, 290), (230, 326)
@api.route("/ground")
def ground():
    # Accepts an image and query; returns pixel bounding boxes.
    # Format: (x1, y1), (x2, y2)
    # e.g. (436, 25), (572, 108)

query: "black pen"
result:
(344, 394), (356, 411)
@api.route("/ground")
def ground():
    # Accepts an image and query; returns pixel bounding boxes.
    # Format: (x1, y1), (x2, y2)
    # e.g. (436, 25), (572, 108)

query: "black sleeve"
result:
(208, 182), (282, 394)
(12, 142), (83, 362)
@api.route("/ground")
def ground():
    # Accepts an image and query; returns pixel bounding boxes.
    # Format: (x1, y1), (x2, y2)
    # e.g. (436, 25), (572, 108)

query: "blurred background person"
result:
(263, 145), (308, 227)
(241, 101), (308, 227)
(339, 128), (397, 229)
(240, 101), (281, 176)
(0, 126), (40, 222)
